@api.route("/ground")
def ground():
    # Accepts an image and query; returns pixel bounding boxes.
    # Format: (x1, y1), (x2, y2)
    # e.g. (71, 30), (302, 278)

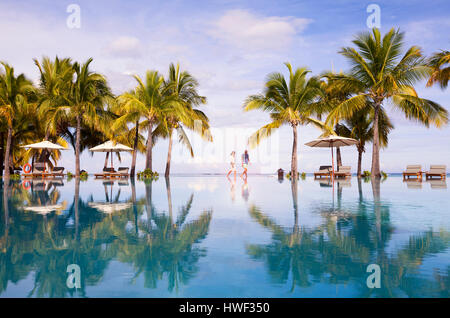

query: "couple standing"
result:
(227, 150), (250, 178)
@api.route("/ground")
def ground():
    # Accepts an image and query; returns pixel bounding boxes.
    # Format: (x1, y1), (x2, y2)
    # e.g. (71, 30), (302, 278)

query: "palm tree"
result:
(0, 62), (35, 179)
(116, 71), (174, 172)
(426, 50), (449, 89)
(70, 59), (112, 177)
(334, 106), (393, 177)
(243, 63), (323, 179)
(160, 63), (210, 178)
(327, 28), (448, 178)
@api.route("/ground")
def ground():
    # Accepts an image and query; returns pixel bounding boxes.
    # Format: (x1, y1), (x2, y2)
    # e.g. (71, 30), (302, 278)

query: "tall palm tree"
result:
(160, 63), (210, 178)
(244, 63), (323, 179)
(334, 106), (393, 177)
(426, 50), (449, 89)
(116, 71), (175, 172)
(0, 62), (35, 179)
(327, 28), (448, 178)
(71, 59), (112, 177)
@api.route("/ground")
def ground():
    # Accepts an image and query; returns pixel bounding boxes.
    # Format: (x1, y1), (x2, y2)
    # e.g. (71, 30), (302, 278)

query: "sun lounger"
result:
(110, 167), (130, 179)
(314, 165), (331, 179)
(334, 166), (352, 178)
(95, 167), (116, 179)
(425, 165), (446, 180)
(402, 165), (422, 181)
(49, 167), (64, 178)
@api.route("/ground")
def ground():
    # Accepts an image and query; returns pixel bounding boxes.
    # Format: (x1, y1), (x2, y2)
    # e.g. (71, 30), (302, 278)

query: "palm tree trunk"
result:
(145, 121), (153, 171)
(3, 127), (13, 180)
(336, 147), (342, 167)
(357, 147), (363, 178)
(0, 132), (4, 177)
(130, 120), (139, 177)
(104, 152), (110, 169)
(75, 115), (81, 177)
(165, 129), (173, 178)
(291, 124), (298, 180)
(165, 177), (172, 219)
(371, 104), (381, 178)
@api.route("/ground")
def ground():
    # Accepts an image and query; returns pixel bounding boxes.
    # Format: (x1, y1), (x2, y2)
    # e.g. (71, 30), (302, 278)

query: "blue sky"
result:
(1, 0), (449, 173)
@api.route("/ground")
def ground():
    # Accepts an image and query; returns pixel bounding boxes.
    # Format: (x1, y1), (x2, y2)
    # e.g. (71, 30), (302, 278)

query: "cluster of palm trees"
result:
(245, 28), (449, 179)
(0, 58), (211, 179)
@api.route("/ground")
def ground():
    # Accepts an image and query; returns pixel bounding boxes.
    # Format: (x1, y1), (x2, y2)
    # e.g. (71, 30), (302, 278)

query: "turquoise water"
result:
(0, 176), (448, 298)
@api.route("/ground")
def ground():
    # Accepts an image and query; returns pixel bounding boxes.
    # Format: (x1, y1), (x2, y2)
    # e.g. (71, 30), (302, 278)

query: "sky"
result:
(0, 0), (449, 174)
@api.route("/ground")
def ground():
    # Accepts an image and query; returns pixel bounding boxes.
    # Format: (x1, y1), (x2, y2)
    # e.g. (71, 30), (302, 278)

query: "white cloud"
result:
(104, 36), (143, 58)
(208, 9), (312, 51)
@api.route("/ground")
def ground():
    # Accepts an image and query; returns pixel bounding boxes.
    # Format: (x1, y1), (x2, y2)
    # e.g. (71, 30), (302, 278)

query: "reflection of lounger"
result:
(337, 179), (351, 188)
(405, 180), (422, 189)
(314, 166), (331, 179)
(429, 180), (447, 189)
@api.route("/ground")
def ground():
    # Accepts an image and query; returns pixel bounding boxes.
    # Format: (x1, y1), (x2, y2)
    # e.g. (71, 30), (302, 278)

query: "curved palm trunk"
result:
(145, 121), (153, 171)
(165, 129), (173, 178)
(0, 132), (4, 177)
(3, 127), (13, 179)
(357, 147), (363, 178)
(371, 104), (381, 178)
(165, 177), (173, 219)
(104, 152), (110, 169)
(75, 115), (81, 177)
(336, 147), (342, 168)
(291, 125), (298, 180)
(130, 120), (139, 177)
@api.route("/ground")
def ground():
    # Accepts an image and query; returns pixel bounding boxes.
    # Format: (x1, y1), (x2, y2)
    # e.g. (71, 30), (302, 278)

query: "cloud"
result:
(208, 9), (312, 51)
(103, 36), (143, 58)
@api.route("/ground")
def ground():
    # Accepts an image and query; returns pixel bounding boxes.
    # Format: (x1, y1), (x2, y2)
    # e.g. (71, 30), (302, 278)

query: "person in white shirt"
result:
(226, 151), (236, 177)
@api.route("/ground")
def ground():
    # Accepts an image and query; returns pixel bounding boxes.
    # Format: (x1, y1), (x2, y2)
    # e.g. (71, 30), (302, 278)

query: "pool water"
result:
(0, 176), (448, 298)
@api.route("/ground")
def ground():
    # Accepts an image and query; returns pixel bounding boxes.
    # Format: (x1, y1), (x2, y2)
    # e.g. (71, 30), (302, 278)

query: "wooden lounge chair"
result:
(314, 166), (331, 179)
(425, 165), (446, 180)
(95, 167), (116, 179)
(49, 167), (65, 178)
(334, 166), (352, 179)
(402, 165), (422, 181)
(110, 167), (130, 179)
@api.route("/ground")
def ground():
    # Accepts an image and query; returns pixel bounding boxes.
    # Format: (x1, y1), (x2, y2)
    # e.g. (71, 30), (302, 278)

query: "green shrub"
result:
(10, 173), (21, 180)
(80, 171), (89, 181)
(381, 171), (388, 179)
(362, 170), (371, 177)
(286, 172), (304, 180)
(137, 169), (159, 181)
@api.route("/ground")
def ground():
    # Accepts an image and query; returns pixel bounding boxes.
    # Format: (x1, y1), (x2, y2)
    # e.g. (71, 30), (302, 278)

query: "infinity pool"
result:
(0, 176), (448, 297)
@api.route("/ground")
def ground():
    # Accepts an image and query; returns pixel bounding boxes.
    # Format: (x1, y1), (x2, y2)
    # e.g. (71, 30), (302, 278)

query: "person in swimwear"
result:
(227, 151), (236, 177)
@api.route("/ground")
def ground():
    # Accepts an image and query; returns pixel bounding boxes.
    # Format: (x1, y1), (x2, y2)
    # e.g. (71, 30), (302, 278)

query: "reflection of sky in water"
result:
(0, 176), (449, 297)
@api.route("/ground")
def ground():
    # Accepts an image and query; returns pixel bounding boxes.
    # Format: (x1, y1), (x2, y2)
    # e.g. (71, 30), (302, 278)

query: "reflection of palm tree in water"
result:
(247, 178), (450, 297)
(241, 178), (249, 202)
(123, 177), (213, 292)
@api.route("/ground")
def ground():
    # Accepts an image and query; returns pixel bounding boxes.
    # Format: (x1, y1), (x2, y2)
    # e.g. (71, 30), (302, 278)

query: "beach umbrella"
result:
(89, 140), (133, 168)
(21, 140), (68, 150)
(88, 202), (132, 214)
(305, 136), (358, 179)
